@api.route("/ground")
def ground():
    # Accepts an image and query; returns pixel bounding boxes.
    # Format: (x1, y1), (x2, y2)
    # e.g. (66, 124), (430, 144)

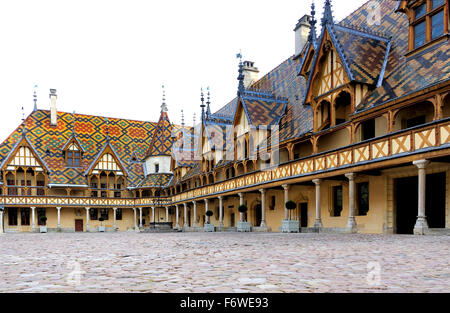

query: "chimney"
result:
(49, 89), (57, 126)
(294, 15), (311, 56)
(242, 61), (259, 88)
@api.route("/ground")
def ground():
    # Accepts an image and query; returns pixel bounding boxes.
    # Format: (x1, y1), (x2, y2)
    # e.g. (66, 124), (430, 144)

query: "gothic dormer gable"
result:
(85, 142), (128, 176)
(0, 135), (49, 172)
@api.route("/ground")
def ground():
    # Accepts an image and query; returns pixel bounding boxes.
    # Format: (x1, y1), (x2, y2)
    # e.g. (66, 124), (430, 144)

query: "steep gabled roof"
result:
(235, 90), (288, 128)
(84, 141), (129, 176)
(145, 111), (173, 158)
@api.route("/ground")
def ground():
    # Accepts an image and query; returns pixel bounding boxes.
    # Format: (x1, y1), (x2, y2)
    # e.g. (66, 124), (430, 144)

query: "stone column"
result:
(113, 208), (117, 230)
(204, 199), (210, 224)
(345, 173), (357, 233)
(165, 206), (169, 222)
(192, 201), (197, 228)
(0, 209), (4, 234)
(133, 208), (138, 231)
(413, 160), (430, 235)
(282, 184), (289, 220)
(218, 196), (224, 228)
(56, 207), (61, 230)
(152, 206), (155, 223)
(312, 179), (323, 228)
(139, 207), (143, 228)
(259, 189), (267, 228)
(175, 204), (180, 228)
(238, 193), (244, 222)
(85, 207), (90, 232)
(183, 203), (188, 227)
(31, 207), (36, 231)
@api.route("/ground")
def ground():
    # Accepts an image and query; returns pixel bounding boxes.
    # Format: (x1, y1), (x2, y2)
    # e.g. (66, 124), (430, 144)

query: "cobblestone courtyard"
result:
(0, 232), (449, 293)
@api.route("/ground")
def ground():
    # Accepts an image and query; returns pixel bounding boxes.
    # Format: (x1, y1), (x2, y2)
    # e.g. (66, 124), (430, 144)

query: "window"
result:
(21, 180), (32, 196)
(155, 163), (159, 173)
(114, 184), (121, 198)
(410, 0), (447, 50)
(270, 196), (276, 210)
(332, 186), (343, 217)
(7, 179), (17, 195)
(357, 182), (370, 216)
(101, 183), (107, 198)
(90, 182), (98, 198)
(362, 119), (376, 141)
(8, 208), (18, 226)
(66, 145), (81, 167)
(406, 115), (426, 128)
(37, 180), (45, 196)
(21, 208), (30, 226)
(100, 208), (109, 220)
(37, 208), (46, 226)
(90, 208), (98, 220)
(116, 208), (122, 220)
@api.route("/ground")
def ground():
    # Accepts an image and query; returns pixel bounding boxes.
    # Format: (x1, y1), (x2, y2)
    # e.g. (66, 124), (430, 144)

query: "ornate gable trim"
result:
(0, 134), (49, 172)
(85, 142), (129, 176)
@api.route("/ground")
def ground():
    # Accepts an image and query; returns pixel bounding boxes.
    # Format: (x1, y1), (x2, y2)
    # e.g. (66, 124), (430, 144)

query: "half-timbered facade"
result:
(1, 0), (449, 235)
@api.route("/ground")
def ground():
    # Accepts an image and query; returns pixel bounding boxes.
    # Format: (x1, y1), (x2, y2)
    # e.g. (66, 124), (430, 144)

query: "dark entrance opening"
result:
(230, 213), (235, 227)
(395, 172), (446, 234)
(300, 203), (308, 227)
(255, 204), (262, 227)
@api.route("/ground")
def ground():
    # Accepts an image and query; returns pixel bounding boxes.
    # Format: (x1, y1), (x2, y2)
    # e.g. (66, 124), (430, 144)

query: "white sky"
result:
(0, 0), (368, 142)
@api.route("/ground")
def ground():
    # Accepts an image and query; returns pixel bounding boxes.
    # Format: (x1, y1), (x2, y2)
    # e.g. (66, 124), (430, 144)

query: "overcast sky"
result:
(0, 0), (368, 142)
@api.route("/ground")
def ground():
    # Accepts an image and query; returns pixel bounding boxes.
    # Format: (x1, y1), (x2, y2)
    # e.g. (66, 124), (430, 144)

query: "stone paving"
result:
(0, 232), (449, 293)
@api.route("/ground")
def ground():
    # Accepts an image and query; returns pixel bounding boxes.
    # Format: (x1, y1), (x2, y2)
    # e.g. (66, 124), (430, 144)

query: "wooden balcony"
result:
(172, 118), (450, 203)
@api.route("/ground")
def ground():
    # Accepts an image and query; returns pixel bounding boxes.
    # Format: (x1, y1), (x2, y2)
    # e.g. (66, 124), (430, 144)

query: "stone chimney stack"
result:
(49, 89), (57, 126)
(294, 15), (311, 56)
(242, 61), (259, 88)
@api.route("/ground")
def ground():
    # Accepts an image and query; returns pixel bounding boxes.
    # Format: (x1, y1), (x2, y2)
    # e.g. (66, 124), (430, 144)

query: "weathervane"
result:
(33, 85), (38, 112)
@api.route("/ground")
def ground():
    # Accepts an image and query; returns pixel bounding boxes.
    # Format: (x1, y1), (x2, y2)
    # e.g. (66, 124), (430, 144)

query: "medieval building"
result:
(1, 0), (449, 235)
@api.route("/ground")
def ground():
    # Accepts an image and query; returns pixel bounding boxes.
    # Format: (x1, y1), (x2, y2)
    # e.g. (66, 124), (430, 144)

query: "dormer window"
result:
(66, 143), (81, 167)
(406, 0), (448, 51)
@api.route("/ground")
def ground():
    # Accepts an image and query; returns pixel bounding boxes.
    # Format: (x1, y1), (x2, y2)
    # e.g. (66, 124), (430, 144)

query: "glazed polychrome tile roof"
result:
(0, 110), (166, 187)
(136, 173), (173, 188)
(145, 111), (173, 157)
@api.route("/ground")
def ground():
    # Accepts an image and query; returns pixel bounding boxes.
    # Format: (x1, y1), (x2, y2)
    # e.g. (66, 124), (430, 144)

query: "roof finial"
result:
(72, 111), (76, 136)
(308, 1), (318, 46)
(193, 112), (196, 126)
(161, 84), (168, 113)
(237, 51), (245, 96)
(321, 0), (334, 27)
(206, 86), (211, 117)
(181, 109), (185, 127)
(33, 85), (38, 112)
(200, 87), (205, 121)
(21, 106), (27, 136)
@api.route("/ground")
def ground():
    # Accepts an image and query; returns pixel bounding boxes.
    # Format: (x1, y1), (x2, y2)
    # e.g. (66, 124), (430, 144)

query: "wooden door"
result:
(75, 219), (83, 232)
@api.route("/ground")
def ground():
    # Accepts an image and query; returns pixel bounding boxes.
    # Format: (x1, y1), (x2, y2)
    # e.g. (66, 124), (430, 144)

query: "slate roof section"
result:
(0, 110), (158, 187)
(136, 173), (173, 188)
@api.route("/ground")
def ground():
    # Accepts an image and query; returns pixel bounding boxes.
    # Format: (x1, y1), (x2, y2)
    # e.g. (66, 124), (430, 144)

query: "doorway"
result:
(300, 203), (308, 227)
(230, 213), (235, 227)
(255, 204), (262, 227)
(75, 220), (83, 232)
(395, 172), (446, 234)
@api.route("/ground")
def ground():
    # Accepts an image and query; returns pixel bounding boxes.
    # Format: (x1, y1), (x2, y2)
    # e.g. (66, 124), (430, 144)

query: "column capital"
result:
(218, 196), (223, 200)
(238, 192), (244, 197)
(30, 206), (36, 210)
(282, 184), (289, 190)
(85, 207), (90, 211)
(312, 179), (322, 185)
(204, 199), (209, 203)
(113, 207), (117, 211)
(259, 188), (265, 194)
(139, 207), (143, 211)
(183, 202), (187, 207)
(56, 207), (61, 210)
(413, 159), (430, 169)
(192, 200), (196, 205)
(345, 173), (356, 180)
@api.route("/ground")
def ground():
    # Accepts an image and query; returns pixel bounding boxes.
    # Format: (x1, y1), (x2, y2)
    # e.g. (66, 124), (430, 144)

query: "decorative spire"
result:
(206, 87), (211, 117)
(237, 51), (245, 96)
(200, 87), (205, 121)
(193, 112), (196, 126)
(72, 111), (76, 136)
(181, 110), (185, 127)
(161, 85), (168, 113)
(321, 0), (334, 27)
(33, 85), (38, 112)
(308, 1), (318, 46)
(21, 106), (27, 136)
